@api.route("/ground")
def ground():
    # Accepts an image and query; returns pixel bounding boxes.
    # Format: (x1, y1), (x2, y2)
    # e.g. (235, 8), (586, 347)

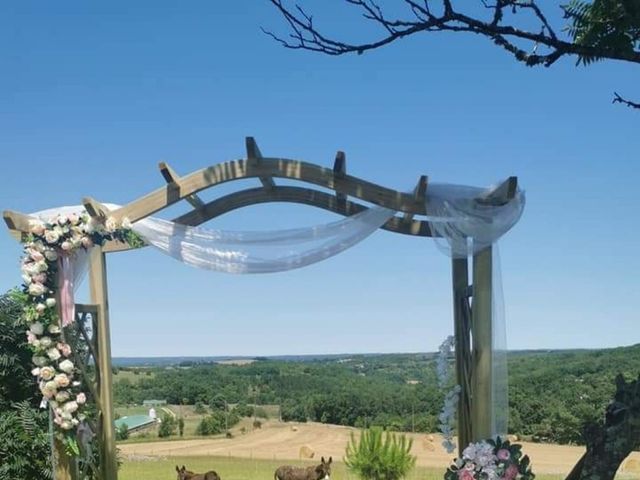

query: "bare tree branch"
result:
(265, 0), (639, 108)
(613, 92), (640, 109)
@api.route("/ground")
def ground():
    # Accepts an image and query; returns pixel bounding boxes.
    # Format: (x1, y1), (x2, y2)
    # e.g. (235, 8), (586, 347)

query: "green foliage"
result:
(0, 291), (53, 479)
(253, 406), (269, 419)
(233, 401), (254, 417)
(281, 399), (307, 422)
(0, 401), (53, 480)
(564, 0), (640, 64)
(117, 422), (130, 441)
(194, 401), (208, 414)
(158, 413), (176, 438)
(196, 410), (240, 436)
(344, 428), (416, 480)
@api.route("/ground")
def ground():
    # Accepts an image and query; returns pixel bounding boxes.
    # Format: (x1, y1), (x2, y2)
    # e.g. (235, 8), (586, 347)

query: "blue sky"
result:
(1, 1), (638, 357)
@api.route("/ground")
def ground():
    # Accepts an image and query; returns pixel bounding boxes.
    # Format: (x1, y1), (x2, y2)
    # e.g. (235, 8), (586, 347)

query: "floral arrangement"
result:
(445, 437), (535, 480)
(436, 335), (459, 453)
(20, 210), (137, 447)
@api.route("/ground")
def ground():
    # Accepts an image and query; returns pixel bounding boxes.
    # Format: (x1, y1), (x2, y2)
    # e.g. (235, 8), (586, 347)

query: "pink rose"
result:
(33, 273), (47, 284)
(504, 464), (518, 480)
(26, 331), (37, 344)
(61, 241), (73, 251)
(30, 250), (45, 262)
(76, 392), (86, 405)
(458, 469), (475, 480)
(497, 449), (510, 461)
(81, 236), (94, 248)
(57, 342), (72, 357)
(31, 223), (46, 236)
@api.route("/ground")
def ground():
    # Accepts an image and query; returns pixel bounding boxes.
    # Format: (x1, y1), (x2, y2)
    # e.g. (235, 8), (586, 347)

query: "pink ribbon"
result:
(58, 255), (75, 327)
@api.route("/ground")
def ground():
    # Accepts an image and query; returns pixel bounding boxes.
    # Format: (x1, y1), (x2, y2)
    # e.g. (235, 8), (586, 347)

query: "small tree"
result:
(158, 413), (176, 438)
(194, 401), (207, 415)
(344, 428), (416, 480)
(178, 417), (185, 437)
(116, 423), (129, 441)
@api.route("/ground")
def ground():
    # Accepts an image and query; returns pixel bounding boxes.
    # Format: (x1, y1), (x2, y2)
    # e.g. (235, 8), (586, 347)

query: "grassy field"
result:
(120, 455), (566, 480)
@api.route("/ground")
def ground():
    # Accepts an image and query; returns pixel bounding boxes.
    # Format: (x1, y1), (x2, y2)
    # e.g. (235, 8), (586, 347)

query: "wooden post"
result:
(53, 438), (73, 480)
(89, 247), (118, 480)
(452, 256), (472, 454)
(471, 246), (493, 441)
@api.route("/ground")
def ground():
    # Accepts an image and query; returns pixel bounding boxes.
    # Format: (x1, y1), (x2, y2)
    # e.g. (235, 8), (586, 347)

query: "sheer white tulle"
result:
(29, 178), (524, 439)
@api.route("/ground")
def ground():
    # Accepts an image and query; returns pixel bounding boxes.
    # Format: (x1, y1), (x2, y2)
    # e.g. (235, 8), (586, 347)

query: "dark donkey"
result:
(176, 465), (221, 480)
(275, 456), (332, 480)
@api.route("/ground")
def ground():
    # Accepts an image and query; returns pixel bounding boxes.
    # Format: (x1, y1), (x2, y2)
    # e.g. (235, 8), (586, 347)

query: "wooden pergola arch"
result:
(4, 137), (518, 480)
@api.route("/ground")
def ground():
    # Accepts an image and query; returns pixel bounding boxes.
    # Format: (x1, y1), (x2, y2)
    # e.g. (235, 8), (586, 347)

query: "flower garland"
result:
(444, 437), (534, 480)
(20, 211), (136, 443)
(436, 335), (459, 453)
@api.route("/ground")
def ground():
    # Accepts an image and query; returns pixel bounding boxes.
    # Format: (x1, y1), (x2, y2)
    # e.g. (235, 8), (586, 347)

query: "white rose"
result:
(60, 420), (73, 430)
(44, 250), (58, 261)
(63, 401), (78, 414)
(36, 261), (48, 272)
(41, 381), (57, 397)
(60, 241), (73, 251)
(35, 303), (46, 314)
(30, 222), (46, 236)
(31, 367), (41, 377)
(39, 336), (53, 348)
(28, 283), (47, 296)
(22, 273), (32, 285)
(40, 366), (56, 380)
(105, 217), (117, 232)
(54, 373), (70, 387)
(44, 230), (60, 244)
(30, 322), (44, 335)
(47, 324), (61, 334)
(59, 359), (74, 374)
(76, 393), (87, 404)
(47, 348), (61, 361)
(71, 418), (79, 426)
(57, 215), (68, 225)
(55, 391), (70, 402)
(45, 298), (56, 308)
(32, 355), (47, 367)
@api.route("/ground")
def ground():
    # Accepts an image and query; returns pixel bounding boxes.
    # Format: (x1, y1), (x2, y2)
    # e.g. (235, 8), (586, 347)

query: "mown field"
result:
(119, 455), (567, 480)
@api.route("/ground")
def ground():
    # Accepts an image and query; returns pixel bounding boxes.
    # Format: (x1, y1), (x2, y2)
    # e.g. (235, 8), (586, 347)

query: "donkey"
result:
(176, 465), (221, 480)
(275, 456), (332, 480)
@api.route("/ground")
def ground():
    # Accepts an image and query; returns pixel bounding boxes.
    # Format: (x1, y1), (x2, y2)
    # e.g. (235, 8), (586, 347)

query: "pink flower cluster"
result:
(20, 211), (132, 433)
(445, 438), (534, 480)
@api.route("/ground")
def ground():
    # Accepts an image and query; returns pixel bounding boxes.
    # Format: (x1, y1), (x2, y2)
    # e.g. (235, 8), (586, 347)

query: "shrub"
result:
(197, 410), (240, 436)
(194, 402), (208, 415)
(233, 402), (254, 417)
(116, 422), (129, 441)
(281, 400), (307, 422)
(254, 406), (269, 419)
(344, 428), (416, 480)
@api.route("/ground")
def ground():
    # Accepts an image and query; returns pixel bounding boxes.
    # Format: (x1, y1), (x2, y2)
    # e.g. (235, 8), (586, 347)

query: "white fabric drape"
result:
(29, 178), (524, 439)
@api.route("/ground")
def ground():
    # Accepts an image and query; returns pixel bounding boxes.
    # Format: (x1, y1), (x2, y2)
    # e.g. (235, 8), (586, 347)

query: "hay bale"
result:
(299, 445), (315, 459)
(507, 435), (519, 442)
(291, 426), (298, 432)
(422, 438), (435, 451)
(622, 458), (640, 474)
(427, 434), (435, 442)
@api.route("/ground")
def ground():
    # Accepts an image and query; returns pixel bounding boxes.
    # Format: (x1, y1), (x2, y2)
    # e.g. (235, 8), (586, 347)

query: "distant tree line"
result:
(113, 346), (640, 445)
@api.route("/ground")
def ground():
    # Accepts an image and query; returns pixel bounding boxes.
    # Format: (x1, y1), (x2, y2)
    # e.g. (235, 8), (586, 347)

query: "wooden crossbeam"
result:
(333, 151), (347, 209)
(158, 162), (205, 209)
(82, 197), (111, 219)
(246, 137), (275, 189)
(477, 176), (518, 205)
(403, 175), (428, 223)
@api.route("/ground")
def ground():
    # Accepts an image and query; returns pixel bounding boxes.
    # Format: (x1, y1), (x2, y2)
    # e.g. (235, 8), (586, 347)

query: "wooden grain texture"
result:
(471, 246), (493, 441)
(89, 248), (118, 480)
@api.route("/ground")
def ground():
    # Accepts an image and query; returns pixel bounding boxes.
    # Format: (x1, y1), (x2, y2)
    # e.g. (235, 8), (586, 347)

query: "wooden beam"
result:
(107, 157), (426, 224)
(158, 162), (205, 209)
(3, 209), (34, 233)
(471, 246), (493, 441)
(333, 151), (347, 209)
(101, 185), (437, 253)
(452, 256), (473, 454)
(477, 176), (518, 206)
(403, 175), (428, 223)
(82, 197), (111, 219)
(88, 248), (118, 480)
(246, 137), (275, 189)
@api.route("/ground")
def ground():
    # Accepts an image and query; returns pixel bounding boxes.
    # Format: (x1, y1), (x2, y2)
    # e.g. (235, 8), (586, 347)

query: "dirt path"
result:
(120, 421), (640, 476)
